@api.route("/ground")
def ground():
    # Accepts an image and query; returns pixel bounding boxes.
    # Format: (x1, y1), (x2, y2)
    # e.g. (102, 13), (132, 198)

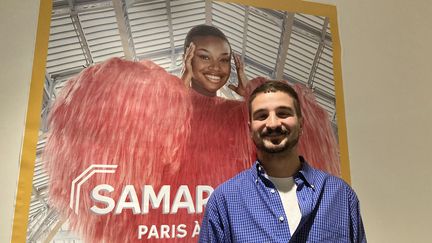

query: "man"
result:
(199, 81), (366, 242)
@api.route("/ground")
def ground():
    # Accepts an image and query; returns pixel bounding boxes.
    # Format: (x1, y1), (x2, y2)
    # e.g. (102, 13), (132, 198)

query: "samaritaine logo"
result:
(70, 164), (213, 216)
(70, 164), (118, 214)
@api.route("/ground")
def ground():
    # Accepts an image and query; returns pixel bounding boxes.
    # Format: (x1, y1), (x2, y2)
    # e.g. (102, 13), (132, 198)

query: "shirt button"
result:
(270, 189), (275, 194)
(278, 216), (284, 222)
(258, 166), (262, 171)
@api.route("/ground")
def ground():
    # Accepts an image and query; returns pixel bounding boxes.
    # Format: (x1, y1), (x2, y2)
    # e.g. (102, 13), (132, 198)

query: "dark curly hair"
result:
(248, 81), (302, 119)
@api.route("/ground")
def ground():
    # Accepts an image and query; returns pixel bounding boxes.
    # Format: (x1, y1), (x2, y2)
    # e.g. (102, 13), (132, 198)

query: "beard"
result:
(253, 126), (300, 154)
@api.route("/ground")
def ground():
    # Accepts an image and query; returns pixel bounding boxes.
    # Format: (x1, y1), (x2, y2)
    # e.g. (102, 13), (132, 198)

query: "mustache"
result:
(261, 126), (288, 137)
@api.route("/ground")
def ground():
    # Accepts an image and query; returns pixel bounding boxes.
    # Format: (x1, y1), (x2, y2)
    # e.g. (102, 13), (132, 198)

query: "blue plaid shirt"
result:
(199, 157), (366, 242)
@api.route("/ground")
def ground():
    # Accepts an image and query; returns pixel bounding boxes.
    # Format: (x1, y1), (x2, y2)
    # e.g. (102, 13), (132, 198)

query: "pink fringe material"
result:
(44, 58), (339, 242)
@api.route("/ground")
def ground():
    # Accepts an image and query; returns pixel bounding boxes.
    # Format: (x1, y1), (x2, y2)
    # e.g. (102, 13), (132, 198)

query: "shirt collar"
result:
(296, 156), (316, 189)
(252, 156), (315, 189)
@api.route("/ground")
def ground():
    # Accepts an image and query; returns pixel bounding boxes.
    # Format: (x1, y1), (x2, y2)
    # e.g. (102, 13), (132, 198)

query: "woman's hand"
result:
(229, 53), (249, 97)
(181, 42), (195, 87)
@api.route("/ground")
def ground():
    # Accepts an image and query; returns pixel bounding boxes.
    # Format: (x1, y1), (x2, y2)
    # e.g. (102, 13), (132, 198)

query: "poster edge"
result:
(11, 0), (52, 242)
(12, 0), (351, 241)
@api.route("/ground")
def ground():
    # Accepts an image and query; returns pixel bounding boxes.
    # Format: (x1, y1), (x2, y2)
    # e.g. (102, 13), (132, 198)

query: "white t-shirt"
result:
(268, 176), (302, 235)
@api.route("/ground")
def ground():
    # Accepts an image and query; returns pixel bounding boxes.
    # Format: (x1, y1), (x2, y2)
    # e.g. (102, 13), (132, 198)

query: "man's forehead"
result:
(251, 91), (294, 110)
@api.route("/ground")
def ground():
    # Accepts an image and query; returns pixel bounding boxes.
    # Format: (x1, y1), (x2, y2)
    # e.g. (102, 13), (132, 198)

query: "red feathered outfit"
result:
(44, 58), (339, 242)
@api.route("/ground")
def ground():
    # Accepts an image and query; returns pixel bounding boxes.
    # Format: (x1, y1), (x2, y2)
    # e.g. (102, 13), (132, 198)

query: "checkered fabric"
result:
(199, 157), (366, 243)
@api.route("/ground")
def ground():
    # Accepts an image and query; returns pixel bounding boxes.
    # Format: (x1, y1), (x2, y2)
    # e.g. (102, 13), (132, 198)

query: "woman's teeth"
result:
(205, 75), (221, 82)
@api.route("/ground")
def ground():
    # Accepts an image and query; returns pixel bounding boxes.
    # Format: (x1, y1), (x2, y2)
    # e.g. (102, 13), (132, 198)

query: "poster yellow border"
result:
(11, 0), (52, 242)
(12, 0), (350, 241)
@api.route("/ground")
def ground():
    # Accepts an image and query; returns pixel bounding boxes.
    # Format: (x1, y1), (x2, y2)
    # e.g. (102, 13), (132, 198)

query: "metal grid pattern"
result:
(47, 15), (88, 74)
(79, 7), (124, 63)
(212, 3), (246, 54)
(245, 8), (280, 71)
(27, 1), (338, 241)
(129, 1), (171, 58)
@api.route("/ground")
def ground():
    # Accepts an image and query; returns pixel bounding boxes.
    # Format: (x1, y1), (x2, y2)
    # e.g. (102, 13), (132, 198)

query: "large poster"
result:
(13, 0), (349, 242)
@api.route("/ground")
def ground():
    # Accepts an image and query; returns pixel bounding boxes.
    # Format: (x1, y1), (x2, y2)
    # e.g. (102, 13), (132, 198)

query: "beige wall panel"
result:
(335, 0), (432, 242)
(0, 1), (40, 242)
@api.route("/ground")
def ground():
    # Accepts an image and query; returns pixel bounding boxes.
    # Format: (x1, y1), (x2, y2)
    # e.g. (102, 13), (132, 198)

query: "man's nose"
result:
(266, 114), (281, 129)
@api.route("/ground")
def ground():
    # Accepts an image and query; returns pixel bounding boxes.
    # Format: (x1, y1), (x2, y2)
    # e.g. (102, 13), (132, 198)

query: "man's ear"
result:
(248, 121), (253, 137)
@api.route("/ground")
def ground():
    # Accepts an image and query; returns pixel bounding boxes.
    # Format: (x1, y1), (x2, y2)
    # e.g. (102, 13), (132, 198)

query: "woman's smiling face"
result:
(190, 35), (231, 96)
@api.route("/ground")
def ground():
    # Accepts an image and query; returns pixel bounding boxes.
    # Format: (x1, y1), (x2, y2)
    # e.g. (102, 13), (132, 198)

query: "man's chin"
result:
(260, 142), (288, 154)
(263, 147), (286, 153)
(258, 138), (299, 154)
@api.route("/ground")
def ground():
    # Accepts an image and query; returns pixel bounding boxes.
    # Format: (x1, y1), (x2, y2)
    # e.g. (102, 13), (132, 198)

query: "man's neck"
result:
(258, 149), (301, 178)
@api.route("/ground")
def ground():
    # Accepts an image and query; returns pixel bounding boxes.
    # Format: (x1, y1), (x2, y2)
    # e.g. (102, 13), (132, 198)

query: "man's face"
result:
(250, 91), (302, 154)
(191, 36), (231, 95)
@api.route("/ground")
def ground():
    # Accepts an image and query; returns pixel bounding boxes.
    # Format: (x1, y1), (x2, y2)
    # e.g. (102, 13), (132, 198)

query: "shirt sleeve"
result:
(349, 189), (367, 243)
(199, 192), (231, 243)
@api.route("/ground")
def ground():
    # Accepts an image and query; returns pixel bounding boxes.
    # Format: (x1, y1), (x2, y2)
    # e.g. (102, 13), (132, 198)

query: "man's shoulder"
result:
(314, 167), (346, 183)
(308, 165), (359, 200)
(209, 169), (252, 200)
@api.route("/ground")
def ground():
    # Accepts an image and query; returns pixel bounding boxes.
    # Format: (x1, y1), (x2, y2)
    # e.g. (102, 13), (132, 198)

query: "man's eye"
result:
(220, 58), (230, 63)
(254, 114), (268, 121)
(277, 112), (292, 118)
